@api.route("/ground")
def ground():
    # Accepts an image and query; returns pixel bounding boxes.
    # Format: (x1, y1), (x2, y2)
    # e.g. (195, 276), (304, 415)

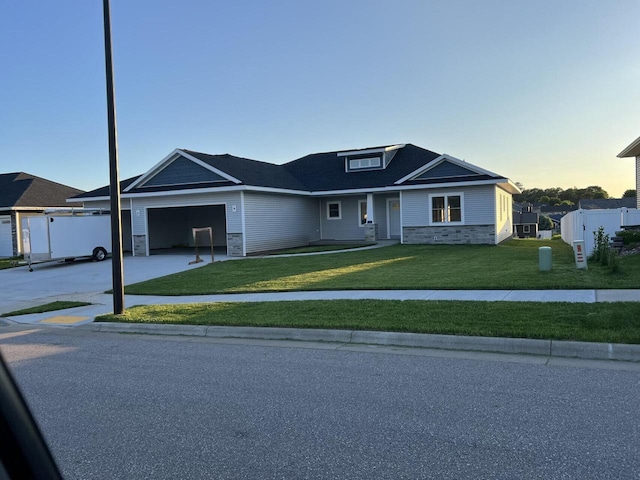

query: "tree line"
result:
(514, 185), (635, 207)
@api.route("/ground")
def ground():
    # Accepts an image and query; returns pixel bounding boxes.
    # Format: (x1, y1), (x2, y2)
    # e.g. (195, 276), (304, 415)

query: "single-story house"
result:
(617, 135), (640, 209)
(0, 172), (84, 257)
(73, 143), (520, 256)
(512, 203), (539, 238)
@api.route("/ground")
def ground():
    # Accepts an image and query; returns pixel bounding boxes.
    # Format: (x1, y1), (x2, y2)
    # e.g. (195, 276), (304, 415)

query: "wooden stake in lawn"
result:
(189, 227), (214, 265)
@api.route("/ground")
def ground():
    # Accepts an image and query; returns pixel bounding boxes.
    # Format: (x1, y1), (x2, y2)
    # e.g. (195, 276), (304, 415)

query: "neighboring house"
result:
(578, 198), (636, 210)
(73, 143), (520, 257)
(0, 172), (84, 257)
(617, 135), (640, 209)
(512, 203), (539, 238)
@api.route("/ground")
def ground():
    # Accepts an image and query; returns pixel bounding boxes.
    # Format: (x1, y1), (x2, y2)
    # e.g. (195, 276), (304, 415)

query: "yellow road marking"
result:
(39, 316), (89, 325)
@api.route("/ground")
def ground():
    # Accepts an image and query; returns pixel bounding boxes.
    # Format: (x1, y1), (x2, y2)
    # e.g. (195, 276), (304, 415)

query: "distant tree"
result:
(515, 185), (609, 205)
(538, 215), (553, 230)
(559, 200), (574, 206)
(546, 187), (563, 199)
(559, 188), (576, 202)
(583, 185), (608, 199)
(623, 189), (637, 198)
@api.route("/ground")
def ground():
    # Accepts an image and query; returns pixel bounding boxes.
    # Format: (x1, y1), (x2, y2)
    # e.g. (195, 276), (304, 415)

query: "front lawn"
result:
(2, 301), (92, 317)
(0, 257), (23, 270)
(124, 239), (640, 295)
(96, 300), (640, 344)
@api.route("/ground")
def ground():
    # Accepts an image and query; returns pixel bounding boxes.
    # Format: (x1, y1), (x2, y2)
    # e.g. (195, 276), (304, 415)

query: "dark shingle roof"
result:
(73, 176), (140, 199)
(283, 144), (443, 191)
(578, 198), (636, 209)
(513, 211), (539, 224)
(182, 151), (309, 191)
(0, 172), (84, 208)
(74, 143), (509, 198)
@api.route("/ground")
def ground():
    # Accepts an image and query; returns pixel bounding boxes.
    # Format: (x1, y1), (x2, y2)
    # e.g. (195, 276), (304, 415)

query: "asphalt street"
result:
(1, 326), (639, 480)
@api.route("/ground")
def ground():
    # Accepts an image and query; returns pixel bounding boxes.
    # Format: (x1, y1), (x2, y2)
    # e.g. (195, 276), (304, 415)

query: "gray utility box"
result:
(539, 246), (552, 271)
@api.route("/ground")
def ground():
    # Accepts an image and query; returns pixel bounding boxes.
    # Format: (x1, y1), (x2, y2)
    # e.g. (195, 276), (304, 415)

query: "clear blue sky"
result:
(2, 0), (640, 196)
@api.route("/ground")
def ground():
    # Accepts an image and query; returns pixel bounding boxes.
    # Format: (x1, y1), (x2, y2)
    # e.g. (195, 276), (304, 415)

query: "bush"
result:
(616, 230), (640, 245)
(591, 226), (610, 266)
(538, 215), (553, 231)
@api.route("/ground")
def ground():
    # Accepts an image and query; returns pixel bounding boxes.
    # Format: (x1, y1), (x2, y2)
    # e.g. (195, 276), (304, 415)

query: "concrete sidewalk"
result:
(3, 288), (640, 327)
(3, 288), (640, 364)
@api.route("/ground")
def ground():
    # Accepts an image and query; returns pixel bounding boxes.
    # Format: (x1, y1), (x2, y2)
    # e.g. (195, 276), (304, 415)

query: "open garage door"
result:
(147, 205), (227, 253)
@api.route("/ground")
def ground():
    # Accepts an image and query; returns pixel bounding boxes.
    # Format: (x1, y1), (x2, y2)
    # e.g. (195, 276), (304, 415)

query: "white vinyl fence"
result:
(561, 208), (640, 256)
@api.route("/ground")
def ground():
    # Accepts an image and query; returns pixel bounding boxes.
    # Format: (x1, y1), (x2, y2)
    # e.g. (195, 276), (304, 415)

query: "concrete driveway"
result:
(0, 253), (227, 314)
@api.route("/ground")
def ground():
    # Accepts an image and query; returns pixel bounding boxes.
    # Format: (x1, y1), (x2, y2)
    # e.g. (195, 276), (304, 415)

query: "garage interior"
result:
(146, 205), (227, 254)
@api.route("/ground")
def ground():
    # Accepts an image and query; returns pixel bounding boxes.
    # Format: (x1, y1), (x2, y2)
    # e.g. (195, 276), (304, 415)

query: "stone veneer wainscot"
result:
(403, 225), (495, 244)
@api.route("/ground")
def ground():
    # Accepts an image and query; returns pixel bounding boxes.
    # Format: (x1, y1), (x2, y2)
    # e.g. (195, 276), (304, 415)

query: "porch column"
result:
(364, 193), (378, 242)
(366, 193), (375, 224)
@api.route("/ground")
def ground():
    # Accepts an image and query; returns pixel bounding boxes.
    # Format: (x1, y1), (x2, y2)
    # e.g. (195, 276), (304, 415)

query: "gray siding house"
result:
(0, 172), (83, 257)
(74, 143), (519, 256)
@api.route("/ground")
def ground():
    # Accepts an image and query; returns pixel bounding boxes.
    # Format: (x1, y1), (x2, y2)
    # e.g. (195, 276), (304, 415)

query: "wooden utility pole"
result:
(102, 0), (125, 314)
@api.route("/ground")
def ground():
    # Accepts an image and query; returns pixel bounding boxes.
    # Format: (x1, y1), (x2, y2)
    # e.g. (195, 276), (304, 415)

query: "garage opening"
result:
(147, 205), (227, 254)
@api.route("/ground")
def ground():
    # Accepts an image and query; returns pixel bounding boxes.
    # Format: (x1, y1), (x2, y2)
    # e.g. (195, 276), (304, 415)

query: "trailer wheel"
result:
(93, 247), (108, 261)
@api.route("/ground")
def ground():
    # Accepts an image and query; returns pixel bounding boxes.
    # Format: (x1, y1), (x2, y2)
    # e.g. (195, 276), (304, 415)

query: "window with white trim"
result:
(349, 157), (381, 170)
(431, 194), (463, 224)
(523, 224), (530, 233)
(358, 200), (367, 226)
(327, 201), (341, 220)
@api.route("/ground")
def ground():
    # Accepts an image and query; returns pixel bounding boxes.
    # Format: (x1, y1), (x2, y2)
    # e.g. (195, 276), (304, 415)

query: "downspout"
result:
(240, 191), (247, 256)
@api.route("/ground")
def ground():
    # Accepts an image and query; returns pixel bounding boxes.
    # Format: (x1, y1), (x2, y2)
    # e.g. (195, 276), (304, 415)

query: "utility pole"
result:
(102, 0), (125, 314)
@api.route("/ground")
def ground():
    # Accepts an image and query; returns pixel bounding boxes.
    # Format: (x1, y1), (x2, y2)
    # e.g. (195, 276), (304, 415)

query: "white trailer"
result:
(22, 211), (112, 271)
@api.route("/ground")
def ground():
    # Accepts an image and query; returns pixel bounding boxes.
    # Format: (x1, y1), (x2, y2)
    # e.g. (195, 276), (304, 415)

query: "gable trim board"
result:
(395, 154), (504, 185)
(125, 149), (242, 192)
(75, 144), (519, 255)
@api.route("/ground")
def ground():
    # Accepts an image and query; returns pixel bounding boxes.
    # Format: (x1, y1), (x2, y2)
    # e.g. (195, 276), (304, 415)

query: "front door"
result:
(387, 198), (400, 239)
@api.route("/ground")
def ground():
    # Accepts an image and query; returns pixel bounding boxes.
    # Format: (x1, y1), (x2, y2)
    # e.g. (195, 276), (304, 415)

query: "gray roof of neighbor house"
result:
(73, 143), (513, 199)
(578, 198), (636, 210)
(0, 172), (84, 209)
(513, 211), (539, 225)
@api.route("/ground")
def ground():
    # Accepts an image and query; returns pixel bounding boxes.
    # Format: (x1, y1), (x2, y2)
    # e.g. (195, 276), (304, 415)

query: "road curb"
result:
(90, 323), (640, 362)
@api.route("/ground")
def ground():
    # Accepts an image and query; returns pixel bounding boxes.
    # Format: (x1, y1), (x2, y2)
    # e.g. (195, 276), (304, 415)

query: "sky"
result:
(2, 0), (640, 197)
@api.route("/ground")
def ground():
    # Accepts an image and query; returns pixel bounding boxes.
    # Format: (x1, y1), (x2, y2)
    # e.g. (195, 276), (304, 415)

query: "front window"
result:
(431, 194), (463, 224)
(327, 201), (341, 220)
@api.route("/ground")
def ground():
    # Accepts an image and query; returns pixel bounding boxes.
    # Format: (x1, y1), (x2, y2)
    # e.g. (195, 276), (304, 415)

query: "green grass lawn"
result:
(266, 244), (373, 255)
(0, 257), (23, 270)
(96, 300), (640, 344)
(2, 301), (91, 317)
(125, 239), (640, 295)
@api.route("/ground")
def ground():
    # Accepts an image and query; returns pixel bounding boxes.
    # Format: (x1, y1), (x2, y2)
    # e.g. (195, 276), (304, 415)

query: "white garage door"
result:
(0, 216), (13, 257)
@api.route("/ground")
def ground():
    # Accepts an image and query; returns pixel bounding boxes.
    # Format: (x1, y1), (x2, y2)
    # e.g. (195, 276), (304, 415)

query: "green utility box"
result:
(539, 246), (552, 271)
